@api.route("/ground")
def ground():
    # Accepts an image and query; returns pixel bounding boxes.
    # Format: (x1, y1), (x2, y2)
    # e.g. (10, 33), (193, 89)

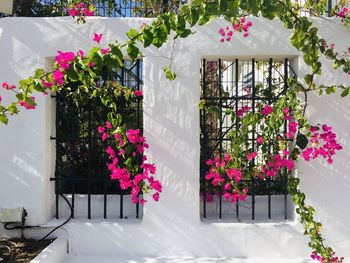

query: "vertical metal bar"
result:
(72, 182), (75, 219)
(268, 58), (273, 101)
(328, 0), (332, 16)
(136, 197), (140, 219)
(87, 103), (92, 220)
(104, 181), (107, 219)
(202, 59), (207, 219)
(251, 179), (255, 220)
(268, 58), (273, 220)
(251, 59), (255, 221)
(120, 193), (124, 219)
(284, 58), (288, 92)
(268, 178), (271, 220)
(55, 94), (60, 219)
(56, 191), (59, 219)
(235, 59), (239, 220)
(219, 59), (223, 158)
(219, 194), (222, 219)
(284, 58), (289, 220)
(218, 59), (223, 220)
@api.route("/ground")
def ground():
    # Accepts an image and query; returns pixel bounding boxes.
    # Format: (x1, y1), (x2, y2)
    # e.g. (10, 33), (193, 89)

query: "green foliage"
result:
(163, 66), (177, 80)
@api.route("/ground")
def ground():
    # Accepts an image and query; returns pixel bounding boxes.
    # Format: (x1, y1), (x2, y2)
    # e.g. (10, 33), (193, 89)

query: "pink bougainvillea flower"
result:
(105, 121), (112, 129)
(261, 105), (273, 115)
(19, 97), (36, 110)
(134, 90), (143, 97)
(93, 33), (103, 44)
(68, 8), (79, 16)
(0, 95), (2, 104)
(140, 199), (147, 205)
(1, 82), (16, 90)
(322, 124), (332, 132)
(97, 126), (105, 133)
(1, 82), (9, 89)
(233, 23), (240, 31)
(126, 129), (141, 144)
(206, 159), (213, 165)
(77, 50), (84, 59)
(88, 61), (94, 68)
(237, 106), (250, 118)
(131, 195), (139, 204)
(55, 51), (75, 70)
(105, 146), (115, 159)
(246, 21), (253, 27)
(53, 70), (64, 85)
(102, 133), (108, 141)
(83, 9), (95, 16)
(246, 152), (258, 161)
(101, 47), (110, 55)
(257, 136), (264, 144)
(224, 153), (231, 162)
(41, 79), (53, 89)
(152, 192), (160, 201)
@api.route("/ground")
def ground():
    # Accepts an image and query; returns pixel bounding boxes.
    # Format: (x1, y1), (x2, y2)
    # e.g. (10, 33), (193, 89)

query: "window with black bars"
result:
(200, 58), (296, 221)
(8, 0), (182, 17)
(51, 60), (143, 220)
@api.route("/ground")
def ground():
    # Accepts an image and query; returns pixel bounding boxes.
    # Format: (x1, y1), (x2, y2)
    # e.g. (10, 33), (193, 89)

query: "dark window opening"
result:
(51, 60), (143, 219)
(200, 58), (296, 221)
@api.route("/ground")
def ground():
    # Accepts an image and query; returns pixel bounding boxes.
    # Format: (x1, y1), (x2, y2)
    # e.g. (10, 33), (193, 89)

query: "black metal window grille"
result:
(200, 58), (296, 221)
(51, 60), (143, 220)
(2, 0), (339, 17)
(7, 0), (183, 17)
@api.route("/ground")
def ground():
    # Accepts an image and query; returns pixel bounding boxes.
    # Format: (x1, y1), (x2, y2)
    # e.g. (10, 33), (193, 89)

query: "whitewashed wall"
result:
(0, 16), (349, 260)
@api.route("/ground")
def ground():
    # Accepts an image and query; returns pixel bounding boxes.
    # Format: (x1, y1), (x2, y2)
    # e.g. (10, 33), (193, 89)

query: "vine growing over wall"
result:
(1, 0), (350, 261)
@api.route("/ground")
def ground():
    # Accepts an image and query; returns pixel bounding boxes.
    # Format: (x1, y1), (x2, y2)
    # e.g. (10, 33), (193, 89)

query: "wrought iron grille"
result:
(8, 0), (182, 17)
(200, 58), (296, 221)
(51, 60), (143, 219)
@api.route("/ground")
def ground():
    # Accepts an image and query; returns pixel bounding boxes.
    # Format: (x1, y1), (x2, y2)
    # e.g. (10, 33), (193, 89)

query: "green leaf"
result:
(341, 87), (350, 97)
(143, 27), (154, 48)
(126, 28), (140, 40)
(126, 42), (140, 61)
(325, 86), (336, 95)
(198, 99), (206, 109)
(89, 47), (104, 71)
(0, 114), (8, 125)
(189, 7), (200, 26)
(178, 29), (192, 38)
(110, 43), (124, 67)
(296, 133), (308, 150)
(163, 66), (177, 80)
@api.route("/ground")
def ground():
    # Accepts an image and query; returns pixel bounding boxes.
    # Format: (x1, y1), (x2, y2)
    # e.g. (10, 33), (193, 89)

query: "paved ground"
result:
(64, 256), (313, 263)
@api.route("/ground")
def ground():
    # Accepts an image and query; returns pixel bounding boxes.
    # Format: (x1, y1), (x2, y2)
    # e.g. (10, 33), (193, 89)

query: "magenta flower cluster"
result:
(302, 124), (343, 164)
(65, 2), (94, 17)
(218, 17), (253, 42)
(1, 82), (37, 110)
(311, 251), (344, 262)
(98, 122), (162, 204)
(204, 154), (248, 203)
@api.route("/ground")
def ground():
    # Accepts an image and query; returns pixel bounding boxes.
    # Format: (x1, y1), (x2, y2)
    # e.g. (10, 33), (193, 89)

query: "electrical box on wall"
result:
(0, 207), (26, 223)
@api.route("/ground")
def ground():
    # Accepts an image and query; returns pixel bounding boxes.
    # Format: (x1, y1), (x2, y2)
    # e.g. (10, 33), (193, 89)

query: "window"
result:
(51, 60), (143, 219)
(200, 58), (295, 221)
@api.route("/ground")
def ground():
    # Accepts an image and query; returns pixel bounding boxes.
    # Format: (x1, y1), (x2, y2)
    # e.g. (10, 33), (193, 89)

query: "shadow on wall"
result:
(297, 90), (350, 254)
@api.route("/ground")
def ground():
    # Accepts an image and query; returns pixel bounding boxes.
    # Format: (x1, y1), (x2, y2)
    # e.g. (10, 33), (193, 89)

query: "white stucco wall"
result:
(0, 16), (349, 260)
